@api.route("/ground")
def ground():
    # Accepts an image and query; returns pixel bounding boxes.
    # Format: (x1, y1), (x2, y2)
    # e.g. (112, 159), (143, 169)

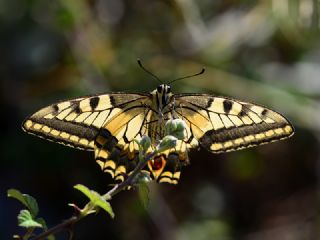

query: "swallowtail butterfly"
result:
(22, 67), (294, 184)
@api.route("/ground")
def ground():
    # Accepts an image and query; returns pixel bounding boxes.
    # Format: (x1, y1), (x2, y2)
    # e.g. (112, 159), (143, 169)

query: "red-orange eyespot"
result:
(150, 156), (163, 170)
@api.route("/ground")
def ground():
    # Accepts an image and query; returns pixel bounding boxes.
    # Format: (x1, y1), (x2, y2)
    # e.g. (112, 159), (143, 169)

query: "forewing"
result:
(174, 94), (294, 153)
(22, 93), (149, 150)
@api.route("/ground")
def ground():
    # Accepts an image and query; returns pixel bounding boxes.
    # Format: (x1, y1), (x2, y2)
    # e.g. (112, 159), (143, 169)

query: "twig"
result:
(31, 150), (157, 240)
(32, 216), (77, 240)
(107, 151), (156, 197)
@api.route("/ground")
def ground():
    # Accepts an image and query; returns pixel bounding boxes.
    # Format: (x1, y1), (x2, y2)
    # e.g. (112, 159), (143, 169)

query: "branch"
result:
(31, 150), (157, 240)
(107, 151), (156, 197)
(31, 216), (77, 240)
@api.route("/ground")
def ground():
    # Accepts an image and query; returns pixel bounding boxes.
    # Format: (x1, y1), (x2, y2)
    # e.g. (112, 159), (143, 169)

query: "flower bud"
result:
(165, 119), (187, 140)
(131, 171), (152, 187)
(157, 135), (177, 152)
(139, 135), (151, 152)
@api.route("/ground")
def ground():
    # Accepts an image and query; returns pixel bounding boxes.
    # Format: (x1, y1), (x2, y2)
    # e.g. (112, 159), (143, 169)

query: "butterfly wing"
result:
(22, 93), (150, 150)
(94, 96), (184, 184)
(93, 97), (153, 181)
(22, 90), (295, 185)
(174, 94), (294, 153)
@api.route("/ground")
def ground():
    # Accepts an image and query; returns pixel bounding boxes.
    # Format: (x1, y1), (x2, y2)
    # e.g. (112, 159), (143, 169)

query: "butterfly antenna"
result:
(137, 59), (163, 84)
(168, 68), (205, 85)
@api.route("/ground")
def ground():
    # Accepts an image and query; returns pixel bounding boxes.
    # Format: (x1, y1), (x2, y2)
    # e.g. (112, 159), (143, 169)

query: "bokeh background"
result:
(1, 0), (320, 239)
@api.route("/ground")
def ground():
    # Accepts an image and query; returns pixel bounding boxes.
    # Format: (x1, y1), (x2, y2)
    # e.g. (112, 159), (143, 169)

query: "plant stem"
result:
(107, 151), (156, 198)
(23, 227), (35, 240)
(31, 150), (156, 240)
(32, 216), (77, 240)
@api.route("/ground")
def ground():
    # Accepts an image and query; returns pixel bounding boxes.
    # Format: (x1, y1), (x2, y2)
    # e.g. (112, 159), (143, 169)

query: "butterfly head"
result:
(152, 84), (173, 109)
(157, 84), (171, 94)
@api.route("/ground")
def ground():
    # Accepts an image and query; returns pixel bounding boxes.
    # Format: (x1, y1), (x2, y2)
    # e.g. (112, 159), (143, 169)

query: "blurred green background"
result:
(1, 0), (319, 239)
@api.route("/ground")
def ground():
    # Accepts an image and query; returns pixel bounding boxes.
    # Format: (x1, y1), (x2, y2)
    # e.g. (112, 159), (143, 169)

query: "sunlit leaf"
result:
(93, 197), (114, 218)
(74, 184), (93, 201)
(74, 184), (114, 218)
(18, 210), (43, 228)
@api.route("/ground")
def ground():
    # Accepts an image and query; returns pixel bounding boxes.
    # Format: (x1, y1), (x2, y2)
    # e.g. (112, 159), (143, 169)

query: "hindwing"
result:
(174, 94), (294, 153)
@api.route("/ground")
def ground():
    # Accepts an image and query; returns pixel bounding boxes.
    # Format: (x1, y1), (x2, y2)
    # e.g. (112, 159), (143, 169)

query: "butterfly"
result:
(22, 66), (294, 184)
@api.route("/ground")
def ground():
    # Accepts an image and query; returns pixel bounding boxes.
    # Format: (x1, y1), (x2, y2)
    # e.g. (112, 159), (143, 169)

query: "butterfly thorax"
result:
(149, 84), (176, 142)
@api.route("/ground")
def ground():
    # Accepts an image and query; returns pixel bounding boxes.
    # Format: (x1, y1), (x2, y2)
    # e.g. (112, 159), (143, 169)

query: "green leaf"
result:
(74, 184), (114, 218)
(18, 210), (43, 229)
(24, 194), (39, 217)
(74, 184), (93, 200)
(8, 189), (28, 207)
(138, 181), (150, 209)
(93, 196), (114, 218)
(7, 189), (39, 217)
